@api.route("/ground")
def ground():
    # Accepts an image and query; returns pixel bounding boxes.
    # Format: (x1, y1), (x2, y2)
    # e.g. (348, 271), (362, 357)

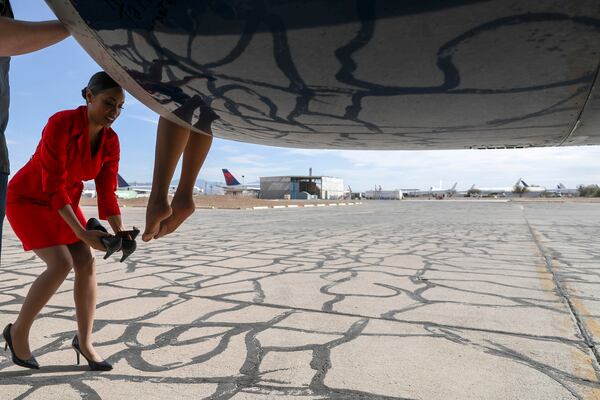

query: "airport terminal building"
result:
(260, 176), (344, 200)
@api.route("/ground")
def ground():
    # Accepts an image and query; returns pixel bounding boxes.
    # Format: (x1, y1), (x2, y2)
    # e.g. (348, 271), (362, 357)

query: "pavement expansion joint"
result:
(524, 213), (600, 374)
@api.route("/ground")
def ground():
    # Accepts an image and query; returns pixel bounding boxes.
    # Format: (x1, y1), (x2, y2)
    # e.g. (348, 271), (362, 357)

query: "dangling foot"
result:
(143, 198), (172, 242)
(154, 195), (196, 239)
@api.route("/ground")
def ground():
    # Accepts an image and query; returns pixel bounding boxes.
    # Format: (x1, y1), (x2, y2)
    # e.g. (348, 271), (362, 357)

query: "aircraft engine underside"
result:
(46, 0), (600, 150)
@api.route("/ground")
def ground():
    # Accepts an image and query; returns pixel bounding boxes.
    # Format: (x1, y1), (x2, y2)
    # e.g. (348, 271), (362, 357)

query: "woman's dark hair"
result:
(81, 71), (121, 100)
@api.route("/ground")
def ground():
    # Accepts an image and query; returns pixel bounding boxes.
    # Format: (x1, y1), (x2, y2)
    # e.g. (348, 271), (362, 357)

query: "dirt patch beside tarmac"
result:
(80, 195), (357, 210)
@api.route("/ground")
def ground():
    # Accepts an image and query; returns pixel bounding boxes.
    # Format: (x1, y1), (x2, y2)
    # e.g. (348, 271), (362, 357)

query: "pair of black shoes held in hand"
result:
(86, 218), (139, 262)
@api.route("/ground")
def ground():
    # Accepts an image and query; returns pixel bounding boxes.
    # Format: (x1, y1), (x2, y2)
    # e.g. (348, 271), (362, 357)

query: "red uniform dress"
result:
(6, 106), (121, 251)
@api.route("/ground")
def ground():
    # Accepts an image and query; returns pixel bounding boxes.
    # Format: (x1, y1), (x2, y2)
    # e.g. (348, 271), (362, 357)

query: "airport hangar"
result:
(260, 176), (344, 200)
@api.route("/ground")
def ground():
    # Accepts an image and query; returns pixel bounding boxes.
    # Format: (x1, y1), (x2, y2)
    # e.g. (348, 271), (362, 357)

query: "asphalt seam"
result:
(523, 213), (600, 373)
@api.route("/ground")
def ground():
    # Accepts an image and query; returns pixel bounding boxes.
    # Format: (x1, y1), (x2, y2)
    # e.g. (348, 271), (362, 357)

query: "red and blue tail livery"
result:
(222, 169), (241, 186)
(117, 174), (130, 189)
(219, 169), (260, 194)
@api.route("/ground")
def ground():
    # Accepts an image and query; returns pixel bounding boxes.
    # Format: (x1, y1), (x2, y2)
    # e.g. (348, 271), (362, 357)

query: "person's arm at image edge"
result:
(0, 17), (69, 57)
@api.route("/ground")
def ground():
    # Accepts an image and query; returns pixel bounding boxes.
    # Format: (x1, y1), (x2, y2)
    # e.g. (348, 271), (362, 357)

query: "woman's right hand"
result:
(78, 229), (111, 251)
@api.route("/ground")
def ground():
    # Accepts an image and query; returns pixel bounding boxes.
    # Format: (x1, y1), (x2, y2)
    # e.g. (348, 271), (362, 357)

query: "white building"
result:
(260, 175), (344, 200)
(364, 190), (403, 200)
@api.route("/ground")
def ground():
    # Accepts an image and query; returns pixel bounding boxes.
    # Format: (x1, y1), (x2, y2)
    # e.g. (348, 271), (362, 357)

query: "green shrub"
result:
(577, 184), (600, 197)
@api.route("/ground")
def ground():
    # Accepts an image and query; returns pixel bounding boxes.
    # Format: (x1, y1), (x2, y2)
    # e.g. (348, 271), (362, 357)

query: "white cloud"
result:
(218, 144), (241, 154)
(226, 154), (265, 166)
(123, 95), (142, 107)
(124, 114), (159, 125)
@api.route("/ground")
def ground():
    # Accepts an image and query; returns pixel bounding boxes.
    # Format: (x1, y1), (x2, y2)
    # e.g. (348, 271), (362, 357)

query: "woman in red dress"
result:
(3, 72), (126, 371)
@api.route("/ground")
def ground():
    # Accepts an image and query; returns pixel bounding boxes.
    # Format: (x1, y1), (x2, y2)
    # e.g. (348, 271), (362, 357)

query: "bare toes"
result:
(144, 201), (172, 241)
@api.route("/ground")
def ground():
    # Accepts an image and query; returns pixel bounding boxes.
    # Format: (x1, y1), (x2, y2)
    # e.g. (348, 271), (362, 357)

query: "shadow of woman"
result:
(0, 364), (95, 378)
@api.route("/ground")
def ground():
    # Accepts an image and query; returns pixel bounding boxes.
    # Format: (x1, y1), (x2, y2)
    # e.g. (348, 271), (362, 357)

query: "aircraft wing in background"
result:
(46, 0), (600, 150)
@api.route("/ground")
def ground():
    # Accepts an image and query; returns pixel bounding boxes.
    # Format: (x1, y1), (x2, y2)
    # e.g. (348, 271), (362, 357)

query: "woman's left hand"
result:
(78, 229), (111, 251)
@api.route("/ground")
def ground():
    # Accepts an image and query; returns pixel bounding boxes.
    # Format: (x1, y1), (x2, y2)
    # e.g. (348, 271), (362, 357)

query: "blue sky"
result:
(6, 1), (600, 191)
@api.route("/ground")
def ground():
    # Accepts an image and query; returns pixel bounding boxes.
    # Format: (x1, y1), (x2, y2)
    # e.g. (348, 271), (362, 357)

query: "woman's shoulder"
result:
(46, 106), (85, 125)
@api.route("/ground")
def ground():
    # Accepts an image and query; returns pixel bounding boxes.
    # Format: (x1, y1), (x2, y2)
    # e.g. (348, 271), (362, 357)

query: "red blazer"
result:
(7, 106), (120, 250)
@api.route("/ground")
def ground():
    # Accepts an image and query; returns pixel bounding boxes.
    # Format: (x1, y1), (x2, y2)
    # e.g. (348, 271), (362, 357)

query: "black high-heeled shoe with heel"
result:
(116, 227), (140, 262)
(86, 218), (122, 259)
(2, 323), (39, 369)
(72, 335), (112, 371)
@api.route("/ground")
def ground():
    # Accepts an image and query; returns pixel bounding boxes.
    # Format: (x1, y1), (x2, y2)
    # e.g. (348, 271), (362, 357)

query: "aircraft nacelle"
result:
(46, 0), (600, 150)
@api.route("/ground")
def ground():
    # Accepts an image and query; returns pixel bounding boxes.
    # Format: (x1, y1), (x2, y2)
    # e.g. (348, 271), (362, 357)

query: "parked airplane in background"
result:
(115, 175), (140, 199)
(429, 182), (457, 198)
(409, 182), (457, 198)
(519, 180), (546, 194)
(82, 187), (96, 198)
(471, 178), (544, 196)
(546, 183), (579, 197)
(221, 169), (260, 195)
(116, 174), (201, 199)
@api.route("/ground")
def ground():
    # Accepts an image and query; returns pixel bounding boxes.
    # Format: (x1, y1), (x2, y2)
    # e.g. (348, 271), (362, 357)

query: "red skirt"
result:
(7, 201), (87, 251)
(7, 164), (87, 251)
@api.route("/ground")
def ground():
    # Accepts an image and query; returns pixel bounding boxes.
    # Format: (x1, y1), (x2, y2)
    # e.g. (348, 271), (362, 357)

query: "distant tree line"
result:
(577, 184), (600, 197)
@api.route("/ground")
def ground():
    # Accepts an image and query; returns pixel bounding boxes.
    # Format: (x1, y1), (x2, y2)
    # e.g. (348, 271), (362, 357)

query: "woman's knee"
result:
(68, 241), (96, 275)
(46, 257), (73, 277)
(35, 246), (74, 277)
(72, 253), (95, 275)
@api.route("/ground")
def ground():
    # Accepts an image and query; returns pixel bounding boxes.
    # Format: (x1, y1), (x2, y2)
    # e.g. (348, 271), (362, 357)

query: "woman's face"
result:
(86, 87), (125, 129)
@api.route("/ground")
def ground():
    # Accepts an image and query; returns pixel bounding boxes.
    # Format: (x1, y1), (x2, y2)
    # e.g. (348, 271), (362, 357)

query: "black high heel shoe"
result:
(86, 218), (122, 259)
(116, 227), (140, 262)
(72, 335), (112, 371)
(2, 323), (39, 369)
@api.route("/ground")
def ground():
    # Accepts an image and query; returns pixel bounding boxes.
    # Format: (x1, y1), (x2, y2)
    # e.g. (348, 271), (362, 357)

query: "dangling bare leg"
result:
(10, 245), (73, 360)
(143, 116), (190, 241)
(68, 241), (103, 361)
(155, 130), (213, 238)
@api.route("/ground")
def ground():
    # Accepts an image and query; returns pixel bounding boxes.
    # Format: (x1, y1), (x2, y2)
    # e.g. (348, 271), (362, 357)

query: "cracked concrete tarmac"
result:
(1, 201), (599, 399)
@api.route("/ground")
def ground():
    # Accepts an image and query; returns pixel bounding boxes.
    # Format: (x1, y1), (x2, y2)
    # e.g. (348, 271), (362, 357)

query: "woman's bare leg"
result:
(11, 245), (73, 359)
(156, 131), (212, 238)
(143, 116), (190, 241)
(68, 241), (103, 361)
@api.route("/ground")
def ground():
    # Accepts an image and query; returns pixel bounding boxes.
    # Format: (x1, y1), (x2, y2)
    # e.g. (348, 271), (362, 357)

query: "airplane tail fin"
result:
(515, 178), (523, 187)
(117, 174), (130, 188)
(470, 184), (475, 190)
(558, 183), (566, 189)
(222, 169), (241, 186)
(520, 179), (530, 187)
(450, 182), (457, 191)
